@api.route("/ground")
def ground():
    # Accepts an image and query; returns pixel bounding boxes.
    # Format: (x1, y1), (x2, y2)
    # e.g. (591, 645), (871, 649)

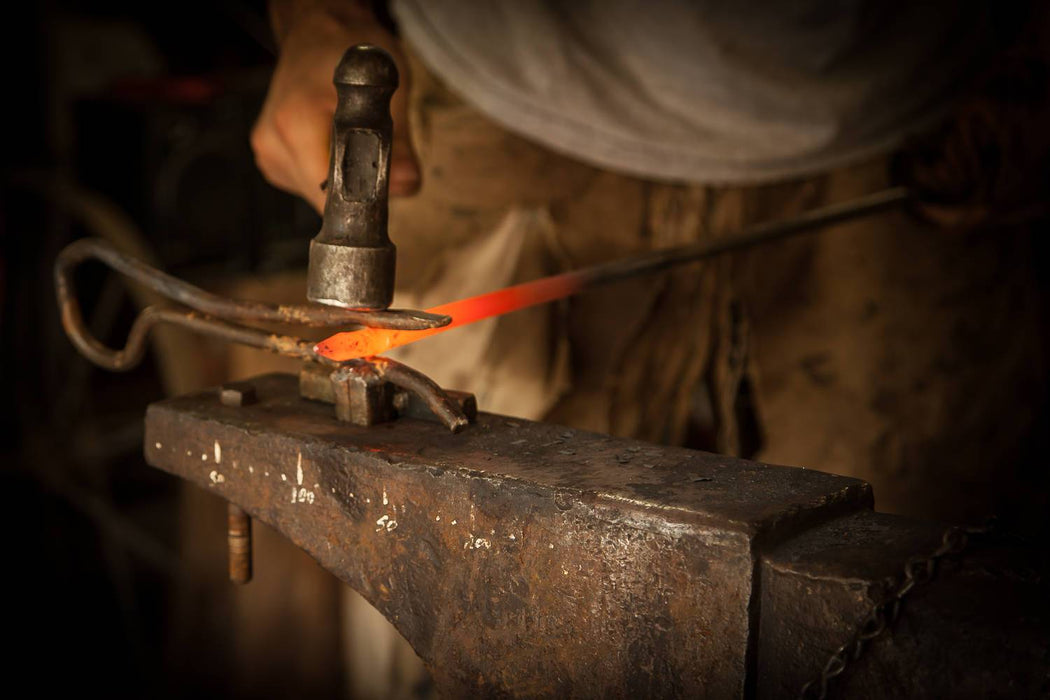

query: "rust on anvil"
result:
(143, 373), (871, 696)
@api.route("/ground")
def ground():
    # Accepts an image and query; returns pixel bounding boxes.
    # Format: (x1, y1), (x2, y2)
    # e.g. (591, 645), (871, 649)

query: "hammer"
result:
(308, 45), (399, 310)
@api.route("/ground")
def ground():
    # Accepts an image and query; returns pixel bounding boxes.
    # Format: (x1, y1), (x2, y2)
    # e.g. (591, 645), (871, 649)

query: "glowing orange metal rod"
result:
(314, 187), (908, 362)
(314, 271), (586, 361)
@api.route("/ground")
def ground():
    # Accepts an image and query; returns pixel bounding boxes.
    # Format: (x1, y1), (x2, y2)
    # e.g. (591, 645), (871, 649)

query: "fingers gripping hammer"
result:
(308, 45), (398, 310)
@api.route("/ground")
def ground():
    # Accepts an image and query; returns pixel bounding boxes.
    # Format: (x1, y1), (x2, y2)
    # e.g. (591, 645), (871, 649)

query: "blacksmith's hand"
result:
(251, 1), (421, 213)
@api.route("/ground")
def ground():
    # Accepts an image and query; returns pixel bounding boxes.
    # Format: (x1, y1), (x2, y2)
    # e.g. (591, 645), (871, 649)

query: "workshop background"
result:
(2, 2), (1049, 699)
(2, 1), (355, 697)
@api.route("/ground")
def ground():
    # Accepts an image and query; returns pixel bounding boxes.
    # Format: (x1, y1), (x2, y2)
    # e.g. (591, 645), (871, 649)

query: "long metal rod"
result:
(577, 186), (910, 288)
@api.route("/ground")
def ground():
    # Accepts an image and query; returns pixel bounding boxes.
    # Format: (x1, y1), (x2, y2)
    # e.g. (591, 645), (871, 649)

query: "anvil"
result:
(142, 373), (1047, 698)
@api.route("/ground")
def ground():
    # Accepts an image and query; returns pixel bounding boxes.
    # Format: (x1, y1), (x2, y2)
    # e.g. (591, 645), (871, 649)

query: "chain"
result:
(798, 520), (994, 700)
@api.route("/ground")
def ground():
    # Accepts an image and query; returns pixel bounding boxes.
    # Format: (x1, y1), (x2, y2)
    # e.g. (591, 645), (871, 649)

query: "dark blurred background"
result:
(1, 1), (332, 696)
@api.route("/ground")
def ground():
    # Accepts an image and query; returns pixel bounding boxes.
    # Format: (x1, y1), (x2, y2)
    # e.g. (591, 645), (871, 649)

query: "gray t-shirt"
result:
(392, 0), (990, 184)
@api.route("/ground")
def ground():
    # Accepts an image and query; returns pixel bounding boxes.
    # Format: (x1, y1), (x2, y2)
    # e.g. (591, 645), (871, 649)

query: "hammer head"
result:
(307, 45), (399, 310)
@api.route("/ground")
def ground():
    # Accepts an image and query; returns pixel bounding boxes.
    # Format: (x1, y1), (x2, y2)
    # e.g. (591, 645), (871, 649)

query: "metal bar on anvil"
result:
(143, 374), (1047, 697)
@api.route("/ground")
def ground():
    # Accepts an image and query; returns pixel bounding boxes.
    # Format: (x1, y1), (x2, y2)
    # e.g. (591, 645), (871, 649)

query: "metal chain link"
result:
(798, 520), (993, 700)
